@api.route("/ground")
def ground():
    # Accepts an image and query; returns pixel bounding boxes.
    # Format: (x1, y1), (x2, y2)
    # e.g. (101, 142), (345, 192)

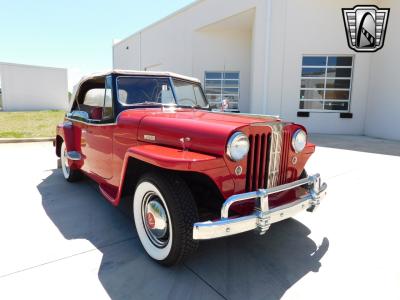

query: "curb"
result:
(0, 137), (55, 144)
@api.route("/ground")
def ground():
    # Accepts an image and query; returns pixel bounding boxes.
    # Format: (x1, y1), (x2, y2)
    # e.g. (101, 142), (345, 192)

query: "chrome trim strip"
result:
(266, 123), (284, 188)
(65, 117), (117, 126)
(193, 174), (327, 240)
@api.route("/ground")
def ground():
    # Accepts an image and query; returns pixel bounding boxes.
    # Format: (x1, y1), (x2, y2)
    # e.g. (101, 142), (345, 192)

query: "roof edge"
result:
(113, 0), (205, 47)
(0, 61), (67, 72)
(80, 69), (201, 83)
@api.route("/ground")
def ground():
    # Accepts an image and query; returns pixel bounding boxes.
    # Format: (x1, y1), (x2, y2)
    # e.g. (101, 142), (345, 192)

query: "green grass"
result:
(0, 110), (65, 138)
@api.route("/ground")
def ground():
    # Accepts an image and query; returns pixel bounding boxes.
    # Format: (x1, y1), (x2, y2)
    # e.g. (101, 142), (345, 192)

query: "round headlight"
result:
(227, 132), (250, 161)
(292, 129), (307, 153)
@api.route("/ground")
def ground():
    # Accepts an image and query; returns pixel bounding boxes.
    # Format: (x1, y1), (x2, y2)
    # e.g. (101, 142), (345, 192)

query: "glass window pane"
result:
(173, 79), (207, 107)
(223, 95), (239, 102)
(223, 80), (239, 87)
(224, 72), (239, 79)
(299, 101), (323, 110)
(328, 56), (353, 66)
(205, 88), (221, 94)
(301, 68), (326, 77)
(205, 80), (222, 87)
(207, 94), (222, 102)
(324, 101), (349, 111)
(326, 79), (351, 89)
(205, 72), (222, 79)
(301, 79), (325, 89)
(327, 68), (352, 78)
(210, 102), (221, 109)
(302, 56), (326, 66)
(300, 89), (324, 100)
(117, 77), (174, 105)
(325, 90), (349, 100)
(223, 88), (239, 94)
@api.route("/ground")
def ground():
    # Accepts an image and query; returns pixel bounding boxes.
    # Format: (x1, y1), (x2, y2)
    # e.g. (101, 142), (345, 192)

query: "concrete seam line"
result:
(0, 237), (138, 279)
(0, 137), (55, 144)
(184, 263), (228, 300)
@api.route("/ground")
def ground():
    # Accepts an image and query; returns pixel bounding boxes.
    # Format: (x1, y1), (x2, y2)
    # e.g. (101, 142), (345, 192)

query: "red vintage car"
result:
(55, 70), (327, 265)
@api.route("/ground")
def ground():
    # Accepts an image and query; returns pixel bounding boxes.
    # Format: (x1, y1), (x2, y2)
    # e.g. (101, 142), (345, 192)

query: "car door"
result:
(80, 76), (114, 180)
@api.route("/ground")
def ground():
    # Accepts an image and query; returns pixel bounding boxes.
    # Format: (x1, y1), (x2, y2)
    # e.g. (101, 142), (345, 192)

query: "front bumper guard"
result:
(193, 174), (327, 240)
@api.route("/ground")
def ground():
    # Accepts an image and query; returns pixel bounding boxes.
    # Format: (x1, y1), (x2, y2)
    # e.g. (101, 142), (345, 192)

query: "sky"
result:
(0, 0), (194, 90)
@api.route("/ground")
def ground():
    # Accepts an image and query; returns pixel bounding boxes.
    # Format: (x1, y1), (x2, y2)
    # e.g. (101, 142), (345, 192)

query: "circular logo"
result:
(146, 212), (156, 229)
(292, 156), (298, 165)
(235, 166), (243, 176)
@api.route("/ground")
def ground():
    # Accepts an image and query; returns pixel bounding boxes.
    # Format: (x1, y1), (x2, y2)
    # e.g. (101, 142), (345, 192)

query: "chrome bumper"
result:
(193, 174), (327, 240)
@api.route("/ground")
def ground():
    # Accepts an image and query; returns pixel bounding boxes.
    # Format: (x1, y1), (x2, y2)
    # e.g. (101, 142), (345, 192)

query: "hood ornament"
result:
(179, 137), (191, 151)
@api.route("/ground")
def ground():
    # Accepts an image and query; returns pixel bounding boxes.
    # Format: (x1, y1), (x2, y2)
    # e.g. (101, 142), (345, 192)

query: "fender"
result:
(102, 144), (235, 206)
(56, 121), (83, 169)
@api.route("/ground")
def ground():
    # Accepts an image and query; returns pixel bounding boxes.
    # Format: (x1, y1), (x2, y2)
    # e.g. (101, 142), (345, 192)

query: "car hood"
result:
(126, 108), (281, 156)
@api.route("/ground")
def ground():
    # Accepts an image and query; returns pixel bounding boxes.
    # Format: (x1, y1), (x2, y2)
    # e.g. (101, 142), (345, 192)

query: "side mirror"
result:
(67, 110), (89, 121)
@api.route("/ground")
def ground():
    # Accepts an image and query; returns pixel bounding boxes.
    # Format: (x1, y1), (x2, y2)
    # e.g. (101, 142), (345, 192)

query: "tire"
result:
(60, 142), (82, 182)
(133, 172), (199, 266)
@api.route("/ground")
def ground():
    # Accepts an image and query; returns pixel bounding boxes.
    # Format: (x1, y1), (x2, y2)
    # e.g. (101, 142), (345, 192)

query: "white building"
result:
(113, 0), (399, 141)
(0, 62), (68, 111)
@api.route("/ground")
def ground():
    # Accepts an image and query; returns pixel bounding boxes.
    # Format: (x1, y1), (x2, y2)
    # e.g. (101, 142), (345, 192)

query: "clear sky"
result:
(0, 0), (194, 90)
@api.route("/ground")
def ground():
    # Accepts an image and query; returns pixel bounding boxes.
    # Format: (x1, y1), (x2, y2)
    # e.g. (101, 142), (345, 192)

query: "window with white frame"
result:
(204, 71), (240, 110)
(299, 55), (353, 112)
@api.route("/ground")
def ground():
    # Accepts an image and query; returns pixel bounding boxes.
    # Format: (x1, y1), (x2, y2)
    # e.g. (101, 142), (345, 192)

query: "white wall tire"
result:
(134, 181), (173, 261)
(133, 172), (198, 265)
(60, 141), (82, 182)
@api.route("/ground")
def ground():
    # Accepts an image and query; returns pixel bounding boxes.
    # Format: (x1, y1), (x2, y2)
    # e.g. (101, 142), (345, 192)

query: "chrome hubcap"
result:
(142, 192), (169, 247)
(62, 146), (70, 176)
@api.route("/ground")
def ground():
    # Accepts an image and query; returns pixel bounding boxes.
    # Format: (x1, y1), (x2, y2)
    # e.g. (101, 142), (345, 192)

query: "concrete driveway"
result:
(0, 135), (399, 300)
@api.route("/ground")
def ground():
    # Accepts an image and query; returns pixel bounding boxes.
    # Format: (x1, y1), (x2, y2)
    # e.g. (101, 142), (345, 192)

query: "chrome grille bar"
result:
(266, 123), (284, 188)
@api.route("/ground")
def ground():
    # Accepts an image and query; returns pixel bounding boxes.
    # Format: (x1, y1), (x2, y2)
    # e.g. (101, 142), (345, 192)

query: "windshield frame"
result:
(115, 75), (209, 109)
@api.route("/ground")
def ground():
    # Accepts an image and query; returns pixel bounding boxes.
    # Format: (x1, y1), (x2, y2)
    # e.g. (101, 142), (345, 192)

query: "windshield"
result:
(116, 76), (208, 108)
(172, 79), (208, 108)
(117, 77), (175, 105)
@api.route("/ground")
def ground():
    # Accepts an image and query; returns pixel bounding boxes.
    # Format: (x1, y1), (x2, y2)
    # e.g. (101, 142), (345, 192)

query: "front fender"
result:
(110, 144), (235, 206)
(126, 144), (226, 171)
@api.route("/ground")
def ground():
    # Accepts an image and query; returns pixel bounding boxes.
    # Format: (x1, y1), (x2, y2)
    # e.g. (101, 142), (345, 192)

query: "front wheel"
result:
(133, 172), (198, 266)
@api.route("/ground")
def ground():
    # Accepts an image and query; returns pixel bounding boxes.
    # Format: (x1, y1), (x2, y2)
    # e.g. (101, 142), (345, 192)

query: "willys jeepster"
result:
(55, 70), (327, 266)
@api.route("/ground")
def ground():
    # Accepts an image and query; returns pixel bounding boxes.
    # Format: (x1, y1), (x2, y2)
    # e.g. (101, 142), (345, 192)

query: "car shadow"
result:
(310, 133), (400, 156)
(38, 169), (329, 300)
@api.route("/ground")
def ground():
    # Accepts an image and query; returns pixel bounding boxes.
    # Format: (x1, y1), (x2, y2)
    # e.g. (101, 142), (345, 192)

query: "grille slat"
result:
(245, 125), (291, 192)
(279, 129), (291, 185)
(259, 134), (267, 188)
(253, 135), (261, 190)
(246, 135), (255, 191)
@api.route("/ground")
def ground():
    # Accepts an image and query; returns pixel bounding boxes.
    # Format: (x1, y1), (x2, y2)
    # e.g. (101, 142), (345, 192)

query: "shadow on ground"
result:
(310, 134), (400, 156)
(38, 170), (329, 300)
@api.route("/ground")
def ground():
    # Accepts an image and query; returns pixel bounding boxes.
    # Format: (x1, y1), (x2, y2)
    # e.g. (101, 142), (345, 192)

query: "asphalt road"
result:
(0, 135), (399, 300)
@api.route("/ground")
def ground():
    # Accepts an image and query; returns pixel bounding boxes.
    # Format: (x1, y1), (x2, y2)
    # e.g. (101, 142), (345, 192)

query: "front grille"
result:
(245, 124), (291, 192)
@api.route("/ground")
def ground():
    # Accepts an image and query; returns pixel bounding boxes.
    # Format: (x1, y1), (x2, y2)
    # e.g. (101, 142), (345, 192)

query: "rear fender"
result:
(56, 121), (83, 169)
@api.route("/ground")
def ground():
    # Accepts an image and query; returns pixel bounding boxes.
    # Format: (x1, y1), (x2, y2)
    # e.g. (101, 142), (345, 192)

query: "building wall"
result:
(0, 63), (68, 111)
(113, 0), (260, 114)
(266, 0), (377, 135)
(113, 0), (398, 138)
(364, 0), (400, 140)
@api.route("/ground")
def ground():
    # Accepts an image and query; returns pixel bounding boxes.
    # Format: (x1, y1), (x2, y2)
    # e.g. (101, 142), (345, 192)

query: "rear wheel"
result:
(133, 172), (198, 266)
(60, 142), (82, 182)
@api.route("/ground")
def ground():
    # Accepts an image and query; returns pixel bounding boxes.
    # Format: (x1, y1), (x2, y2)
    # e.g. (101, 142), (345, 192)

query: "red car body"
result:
(55, 70), (326, 265)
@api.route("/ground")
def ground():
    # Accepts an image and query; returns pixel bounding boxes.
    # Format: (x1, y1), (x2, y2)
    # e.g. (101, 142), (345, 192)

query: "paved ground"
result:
(0, 135), (399, 300)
